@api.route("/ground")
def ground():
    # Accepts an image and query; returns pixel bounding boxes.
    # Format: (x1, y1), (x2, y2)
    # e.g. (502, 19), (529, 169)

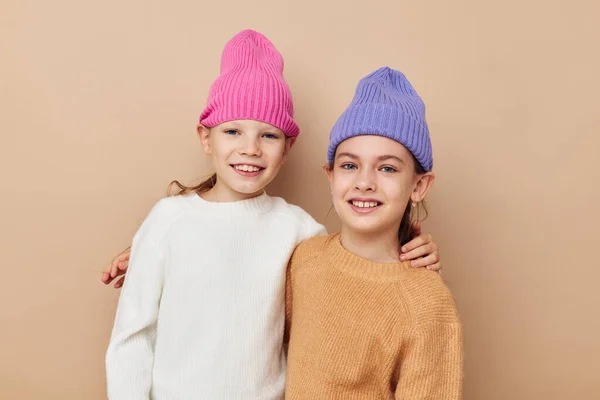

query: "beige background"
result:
(1, 0), (599, 399)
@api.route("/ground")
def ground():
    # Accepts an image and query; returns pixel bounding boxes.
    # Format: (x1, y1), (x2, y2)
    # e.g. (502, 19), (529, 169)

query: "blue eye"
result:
(225, 129), (239, 136)
(263, 133), (280, 139)
(340, 163), (357, 170)
(380, 166), (397, 173)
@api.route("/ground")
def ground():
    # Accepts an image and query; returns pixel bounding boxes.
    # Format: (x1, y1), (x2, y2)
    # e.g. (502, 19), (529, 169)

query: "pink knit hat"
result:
(199, 30), (299, 137)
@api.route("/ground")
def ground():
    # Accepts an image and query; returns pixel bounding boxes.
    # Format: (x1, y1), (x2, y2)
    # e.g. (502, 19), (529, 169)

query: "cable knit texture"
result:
(285, 234), (463, 399)
(199, 29), (299, 137)
(106, 192), (326, 400)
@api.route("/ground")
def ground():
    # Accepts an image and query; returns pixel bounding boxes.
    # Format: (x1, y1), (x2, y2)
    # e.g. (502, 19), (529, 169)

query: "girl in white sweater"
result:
(104, 30), (441, 400)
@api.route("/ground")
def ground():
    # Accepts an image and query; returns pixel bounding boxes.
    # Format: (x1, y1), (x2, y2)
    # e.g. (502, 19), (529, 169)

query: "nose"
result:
(239, 136), (262, 157)
(354, 168), (376, 192)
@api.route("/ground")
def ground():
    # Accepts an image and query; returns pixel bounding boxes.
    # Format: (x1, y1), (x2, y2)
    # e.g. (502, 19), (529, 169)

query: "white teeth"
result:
(234, 165), (260, 172)
(352, 201), (379, 208)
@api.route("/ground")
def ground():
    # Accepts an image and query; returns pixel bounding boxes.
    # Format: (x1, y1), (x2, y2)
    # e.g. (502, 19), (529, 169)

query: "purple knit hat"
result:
(327, 67), (433, 171)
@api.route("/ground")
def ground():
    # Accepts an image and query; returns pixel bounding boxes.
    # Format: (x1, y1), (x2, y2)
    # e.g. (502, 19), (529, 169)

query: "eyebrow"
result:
(336, 152), (406, 164)
(336, 152), (359, 160)
(377, 155), (406, 164)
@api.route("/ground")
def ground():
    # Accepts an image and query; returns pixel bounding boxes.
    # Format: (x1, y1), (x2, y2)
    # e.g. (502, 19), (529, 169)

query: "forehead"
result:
(218, 119), (283, 133)
(335, 135), (411, 160)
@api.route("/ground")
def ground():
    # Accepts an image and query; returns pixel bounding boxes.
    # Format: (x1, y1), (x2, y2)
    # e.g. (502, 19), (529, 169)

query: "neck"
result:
(200, 180), (263, 202)
(339, 225), (401, 263)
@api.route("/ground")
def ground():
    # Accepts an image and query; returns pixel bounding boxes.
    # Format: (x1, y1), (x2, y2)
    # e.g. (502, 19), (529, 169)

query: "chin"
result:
(342, 218), (388, 235)
(229, 183), (265, 195)
(221, 175), (268, 194)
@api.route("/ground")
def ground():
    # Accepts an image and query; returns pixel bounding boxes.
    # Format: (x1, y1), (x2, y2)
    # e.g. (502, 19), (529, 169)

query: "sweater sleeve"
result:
(293, 205), (327, 242)
(395, 321), (463, 399)
(105, 210), (168, 399)
(305, 220), (327, 239)
(283, 234), (328, 347)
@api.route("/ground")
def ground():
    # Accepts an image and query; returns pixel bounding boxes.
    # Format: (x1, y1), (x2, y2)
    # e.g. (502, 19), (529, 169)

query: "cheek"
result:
(264, 142), (287, 164)
(209, 138), (229, 158)
(381, 178), (412, 206)
(330, 175), (352, 202)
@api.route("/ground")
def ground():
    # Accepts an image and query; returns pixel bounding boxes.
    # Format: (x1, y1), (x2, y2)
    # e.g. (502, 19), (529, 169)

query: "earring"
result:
(411, 201), (417, 208)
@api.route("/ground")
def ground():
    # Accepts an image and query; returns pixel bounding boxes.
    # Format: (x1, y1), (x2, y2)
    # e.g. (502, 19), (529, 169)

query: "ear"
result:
(410, 171), (435, 203)
(323, 163), (333, 186)
(280, 137), (297, 164)
(197, 124), (211, 155)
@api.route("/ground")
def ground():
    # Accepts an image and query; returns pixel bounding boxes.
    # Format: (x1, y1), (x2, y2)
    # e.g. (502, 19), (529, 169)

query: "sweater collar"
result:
(325, 233), (414, 282)
(187, 191), (273, 215)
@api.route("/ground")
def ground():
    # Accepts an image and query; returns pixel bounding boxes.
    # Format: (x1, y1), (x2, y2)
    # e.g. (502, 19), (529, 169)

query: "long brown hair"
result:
(397, 156), (428, 245)
(167, 173), (217, 196)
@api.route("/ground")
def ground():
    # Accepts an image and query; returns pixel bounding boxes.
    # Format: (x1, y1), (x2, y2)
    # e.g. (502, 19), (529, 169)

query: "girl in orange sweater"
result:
(284, 67), (462, 399)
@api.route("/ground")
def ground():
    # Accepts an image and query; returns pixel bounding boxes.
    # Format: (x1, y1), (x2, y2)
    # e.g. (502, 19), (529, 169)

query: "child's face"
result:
(327, 135), (434, 238)
(199, 120), (295, 200)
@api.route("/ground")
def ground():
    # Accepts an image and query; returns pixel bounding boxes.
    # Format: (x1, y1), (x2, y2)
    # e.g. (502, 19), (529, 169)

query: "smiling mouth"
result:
(349, 200), (382, 208)
(231, 164), (264, 172)
(230, 164), (265, 177)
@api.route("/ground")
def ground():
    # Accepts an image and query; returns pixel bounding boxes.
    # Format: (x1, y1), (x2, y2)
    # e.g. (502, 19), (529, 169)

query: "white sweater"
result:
(106, 192), (326, 400)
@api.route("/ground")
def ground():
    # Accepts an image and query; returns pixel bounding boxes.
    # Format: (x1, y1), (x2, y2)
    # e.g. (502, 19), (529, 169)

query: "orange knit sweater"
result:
(284, 234), (463, 399)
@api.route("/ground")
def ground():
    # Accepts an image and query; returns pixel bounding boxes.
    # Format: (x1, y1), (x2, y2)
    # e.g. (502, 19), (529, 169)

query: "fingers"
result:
(398, 230), (443, 272)
(110, 259), (119, 279)
(426, 262), (442, 272)
(118, 260), (129, 271)
(110, 252), (130, 278)
(103, 260), (114, 276)
(102, 265), (127, 284)
(114, 276), (125, 289)
(409, 253), (439, 268)
(401, 242), (437, 262)
(103, 256), (121, 276)
(101, 247), (131, 285)
(102, 271), (116, 285)
(400, 233), (433, 254)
